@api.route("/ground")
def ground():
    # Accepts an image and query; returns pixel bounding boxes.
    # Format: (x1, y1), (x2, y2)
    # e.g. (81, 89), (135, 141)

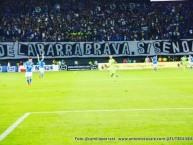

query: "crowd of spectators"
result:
(0, 0), (193, 42)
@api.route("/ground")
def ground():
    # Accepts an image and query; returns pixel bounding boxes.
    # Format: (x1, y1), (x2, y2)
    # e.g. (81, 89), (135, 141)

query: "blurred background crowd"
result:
(0, 0), (193, 42)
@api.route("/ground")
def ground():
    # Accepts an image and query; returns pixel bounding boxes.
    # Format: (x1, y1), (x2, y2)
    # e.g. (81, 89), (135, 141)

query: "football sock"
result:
(27, 78), (30, 84)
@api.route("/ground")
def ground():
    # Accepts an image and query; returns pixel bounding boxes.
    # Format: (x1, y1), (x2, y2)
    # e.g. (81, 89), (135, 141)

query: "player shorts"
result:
(110, 66), (116, 74)
(110, 69), (116, 74)
(25, 72), (32, 77)
(182, 62), (187, 66)
(39, 67), (45, 73)
(153, 63), (157, 67)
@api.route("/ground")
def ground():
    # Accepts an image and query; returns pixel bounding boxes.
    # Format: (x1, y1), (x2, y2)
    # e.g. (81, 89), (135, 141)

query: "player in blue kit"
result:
(152, 56), (158, 72)
(189, 55), (193, 69)
(25, 57), (34, 85)
(37, 54), (45, 78)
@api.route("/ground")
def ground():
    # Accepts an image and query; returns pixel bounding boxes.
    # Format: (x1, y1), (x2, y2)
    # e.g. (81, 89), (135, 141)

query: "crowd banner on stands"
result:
(1, 40), (193, 59)
(98, 62), (185, 70)
(18, 65), (59, 72)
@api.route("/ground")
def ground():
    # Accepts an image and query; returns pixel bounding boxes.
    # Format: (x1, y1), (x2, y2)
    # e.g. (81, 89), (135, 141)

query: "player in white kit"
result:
(37, 54), (45, 78)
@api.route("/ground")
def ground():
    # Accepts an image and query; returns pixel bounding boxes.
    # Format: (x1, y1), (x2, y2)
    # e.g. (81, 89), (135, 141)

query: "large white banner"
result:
(1, 40), (193, 59)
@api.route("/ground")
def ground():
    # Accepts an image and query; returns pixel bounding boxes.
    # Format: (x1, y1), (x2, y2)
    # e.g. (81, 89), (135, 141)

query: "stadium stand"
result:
(0, 0), (193, 42)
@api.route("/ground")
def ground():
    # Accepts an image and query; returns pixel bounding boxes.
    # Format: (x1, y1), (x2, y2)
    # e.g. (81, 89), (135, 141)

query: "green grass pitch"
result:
(0, 68), (193, 145)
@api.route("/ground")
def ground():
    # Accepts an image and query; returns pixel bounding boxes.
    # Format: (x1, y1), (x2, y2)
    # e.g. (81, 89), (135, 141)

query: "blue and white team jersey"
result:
(25, 61), (34, 72)
(152, 57), (157, 64)
(39, 60), (45, 68)
(190, 56), (193, 63)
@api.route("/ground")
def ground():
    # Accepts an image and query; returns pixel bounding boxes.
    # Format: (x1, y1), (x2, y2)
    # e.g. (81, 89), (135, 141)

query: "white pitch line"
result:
(0, 113), (30, 142)
(1, 108), (193, 141)
(31, 108), (193, 114)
